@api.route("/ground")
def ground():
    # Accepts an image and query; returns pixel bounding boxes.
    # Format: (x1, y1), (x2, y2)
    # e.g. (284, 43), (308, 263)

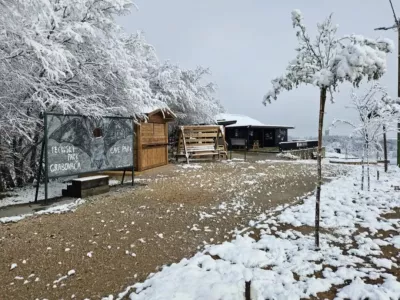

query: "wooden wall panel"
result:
(141, 136), (165, 144)
(136, 118), (170, 171)
(153, 123), (165, 136)
(141, 146), (167, 170)
(141, 123), (154, 136)
(148, 114), (164, 123)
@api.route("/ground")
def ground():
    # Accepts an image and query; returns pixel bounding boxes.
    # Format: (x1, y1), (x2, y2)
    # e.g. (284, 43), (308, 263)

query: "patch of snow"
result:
(277, 152), (300, 160)
(178, 164), (202, 169)
(0, 180), (68, 208)
(0, 198), (86, 224)
(371, 258), (395, 269)
(389, 235), (400, 249)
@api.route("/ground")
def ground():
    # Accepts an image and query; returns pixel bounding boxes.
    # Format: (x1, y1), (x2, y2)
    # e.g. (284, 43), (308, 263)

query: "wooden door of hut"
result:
(135, 108), (176, 171)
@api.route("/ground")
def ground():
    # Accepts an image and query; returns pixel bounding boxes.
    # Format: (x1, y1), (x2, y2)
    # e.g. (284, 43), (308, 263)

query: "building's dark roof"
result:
(217, 120), (237, 126)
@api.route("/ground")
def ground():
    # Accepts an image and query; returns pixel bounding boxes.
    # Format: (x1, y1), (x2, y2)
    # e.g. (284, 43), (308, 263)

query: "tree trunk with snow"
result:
(366, 139), (370, 192)
(315, 87), (327, 248)
(383, 125), (388, 172)
(262, 9), (393, 249)
(12, 137), (24, 187)
(361, 146), (365, 191)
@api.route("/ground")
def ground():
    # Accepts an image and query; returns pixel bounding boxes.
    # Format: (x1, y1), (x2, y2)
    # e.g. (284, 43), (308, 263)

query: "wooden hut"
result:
(216, 113), (294, 150)
(134, 108), (176, 171)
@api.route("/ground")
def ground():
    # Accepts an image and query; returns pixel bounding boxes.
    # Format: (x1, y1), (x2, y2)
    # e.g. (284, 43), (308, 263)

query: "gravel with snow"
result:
(129, 166), (400, 299)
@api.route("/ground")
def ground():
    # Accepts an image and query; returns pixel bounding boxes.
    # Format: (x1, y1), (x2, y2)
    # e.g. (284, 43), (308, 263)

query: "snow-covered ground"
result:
(0, 178), (127, 209)
(0, 181), (67, 208)
(0, 198), (86, 224)
(325, 151), (358, 159)
(127, 166), (400, 300)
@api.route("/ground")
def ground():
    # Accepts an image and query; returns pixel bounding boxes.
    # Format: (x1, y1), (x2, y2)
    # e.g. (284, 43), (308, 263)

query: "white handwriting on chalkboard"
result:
(110, 146), (132, 154)
(51, 145), (75, 154)
(68, 153), (79, 161)
(50, 162), (81, 173)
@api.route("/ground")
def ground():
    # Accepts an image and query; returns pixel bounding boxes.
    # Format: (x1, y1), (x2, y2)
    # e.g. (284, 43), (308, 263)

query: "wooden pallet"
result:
(176, 125), (227, 163)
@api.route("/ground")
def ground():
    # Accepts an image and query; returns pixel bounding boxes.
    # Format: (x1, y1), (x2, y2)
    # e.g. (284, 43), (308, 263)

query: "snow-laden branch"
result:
(331, 83), (400, 147)
(263, 10), (393, 104)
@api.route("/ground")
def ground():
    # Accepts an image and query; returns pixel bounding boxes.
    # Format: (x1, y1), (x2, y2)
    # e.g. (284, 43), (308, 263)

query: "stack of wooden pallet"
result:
(62, 175), (109, 198)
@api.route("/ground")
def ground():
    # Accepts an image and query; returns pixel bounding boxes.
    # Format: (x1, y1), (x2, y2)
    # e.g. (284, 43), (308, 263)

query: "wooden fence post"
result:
(245, 281), (251, 300)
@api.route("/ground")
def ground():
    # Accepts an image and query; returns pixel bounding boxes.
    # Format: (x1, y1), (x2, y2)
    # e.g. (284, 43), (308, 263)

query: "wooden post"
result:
(246, 127), (250, 151)
(245, 281), (251, 300)
(181, 127), (189, 164)
(137, 123), (142, 171)
(164, 120), (169, 165)
(131, 119), (137, 186)
(44, 112), (49, 204)
(121, 169), (126, 185)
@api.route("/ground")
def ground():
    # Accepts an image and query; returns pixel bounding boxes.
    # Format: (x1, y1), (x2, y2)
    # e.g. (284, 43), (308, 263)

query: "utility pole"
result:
(375, 0), (400, 167)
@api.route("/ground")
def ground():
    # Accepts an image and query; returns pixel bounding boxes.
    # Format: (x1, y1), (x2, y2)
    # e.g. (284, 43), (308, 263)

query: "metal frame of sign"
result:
(34, 112), (135, 203)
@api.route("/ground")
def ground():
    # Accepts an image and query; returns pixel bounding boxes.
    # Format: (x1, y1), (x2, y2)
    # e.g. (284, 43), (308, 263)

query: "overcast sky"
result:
(119, 0), (398, 138)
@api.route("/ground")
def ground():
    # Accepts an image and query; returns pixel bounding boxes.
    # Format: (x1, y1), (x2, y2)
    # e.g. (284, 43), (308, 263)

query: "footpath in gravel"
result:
(0, 159), (345, 300)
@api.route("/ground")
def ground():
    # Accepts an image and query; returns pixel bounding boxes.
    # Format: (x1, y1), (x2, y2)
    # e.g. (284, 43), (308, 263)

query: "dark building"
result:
(216, 113), (294, 150)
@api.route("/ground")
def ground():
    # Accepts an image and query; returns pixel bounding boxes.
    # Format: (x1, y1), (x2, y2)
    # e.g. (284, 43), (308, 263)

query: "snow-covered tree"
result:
(262, 10), (393, 248)
(150, 63), (223, 125)
(331, 83), (400, 191)
(0, 0), (158, 188)
(0, 0), (223, 190)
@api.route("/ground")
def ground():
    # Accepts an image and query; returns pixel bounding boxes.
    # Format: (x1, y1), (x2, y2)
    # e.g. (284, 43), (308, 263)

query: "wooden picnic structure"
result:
(176, 125), (227, 163)
(134, 108), (176, 171)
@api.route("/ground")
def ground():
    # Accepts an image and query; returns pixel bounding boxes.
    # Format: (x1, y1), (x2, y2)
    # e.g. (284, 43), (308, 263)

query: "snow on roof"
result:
(215, 113), (294, 129)
(139, 105), (168, 114)
(216, 113), (263, 126)
(138, 105), (176, 118)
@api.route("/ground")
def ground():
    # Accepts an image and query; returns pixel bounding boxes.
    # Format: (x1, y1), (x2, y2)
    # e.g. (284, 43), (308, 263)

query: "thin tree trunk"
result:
(28, 131), (41, 182)
(361, 145), (365, 191)
(13, 137), (24, 187)
(0, 165), (15, 189)
(0, 138), (5, 192)
(366, 139), (370, 192)
(315, 87), (327, 249)
(383, 125), (388, 172)
(376, 150), (379, 180)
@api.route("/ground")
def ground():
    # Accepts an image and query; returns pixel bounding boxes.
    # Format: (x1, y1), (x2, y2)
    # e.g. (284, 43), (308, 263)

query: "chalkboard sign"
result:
(45, 113), (134, 178)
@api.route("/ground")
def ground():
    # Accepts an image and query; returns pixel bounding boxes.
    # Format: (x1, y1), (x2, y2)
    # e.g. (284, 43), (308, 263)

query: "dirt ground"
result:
(0, 159), (345, 300)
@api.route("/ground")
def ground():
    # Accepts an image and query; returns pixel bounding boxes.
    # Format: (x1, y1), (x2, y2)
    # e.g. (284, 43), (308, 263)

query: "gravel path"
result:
(0, 160), (345, 299)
